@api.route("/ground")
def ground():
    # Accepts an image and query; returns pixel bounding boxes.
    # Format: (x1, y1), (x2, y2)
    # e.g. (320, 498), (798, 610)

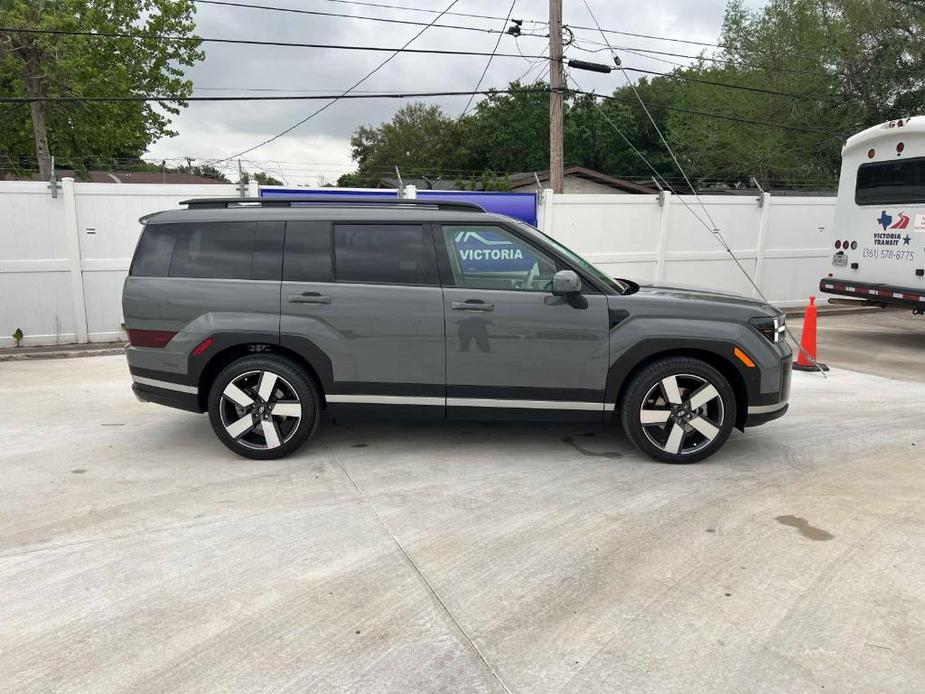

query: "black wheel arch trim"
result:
(606, 338), (761, 424)
(185, 332), (335, 409)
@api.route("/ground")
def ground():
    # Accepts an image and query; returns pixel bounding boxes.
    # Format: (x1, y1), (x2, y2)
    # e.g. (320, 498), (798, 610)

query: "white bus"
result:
(821, 116), (925, 314)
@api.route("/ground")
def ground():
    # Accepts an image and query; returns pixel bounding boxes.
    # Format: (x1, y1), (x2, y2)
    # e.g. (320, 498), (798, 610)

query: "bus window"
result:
(855, 156), (925, 205)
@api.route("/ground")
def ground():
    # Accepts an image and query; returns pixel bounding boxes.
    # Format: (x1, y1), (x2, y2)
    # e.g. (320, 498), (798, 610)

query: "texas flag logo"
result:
(877, 210), (910, 229)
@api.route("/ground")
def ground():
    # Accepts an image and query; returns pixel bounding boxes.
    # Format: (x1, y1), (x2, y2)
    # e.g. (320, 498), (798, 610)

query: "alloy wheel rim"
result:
(219, 370), (302, 450)
(639, 373), (724, 455)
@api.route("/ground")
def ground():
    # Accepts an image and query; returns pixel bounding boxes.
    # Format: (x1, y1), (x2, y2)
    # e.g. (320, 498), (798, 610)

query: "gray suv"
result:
(123, 197), (791, 463)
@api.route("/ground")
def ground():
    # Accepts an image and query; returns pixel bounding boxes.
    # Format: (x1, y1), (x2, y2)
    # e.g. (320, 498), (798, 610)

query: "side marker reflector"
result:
(734, 347), (756, 368)
(192, 337), (214, 356)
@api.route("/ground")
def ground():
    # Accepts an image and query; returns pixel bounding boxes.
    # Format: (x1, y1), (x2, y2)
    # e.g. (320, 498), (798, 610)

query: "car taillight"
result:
(850, 241), (857, 250)
(835, 240), (841, 249)
(127, 329), (176, 348)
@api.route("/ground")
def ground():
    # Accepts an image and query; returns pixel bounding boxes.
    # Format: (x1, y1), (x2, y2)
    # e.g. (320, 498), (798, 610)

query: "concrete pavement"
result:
(790, 308), (925, 383)
(1, 355), (924, 693)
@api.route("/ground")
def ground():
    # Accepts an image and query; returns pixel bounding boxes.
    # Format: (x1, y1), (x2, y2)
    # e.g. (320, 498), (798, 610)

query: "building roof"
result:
(379, 166), (656, 193)
(5, 170), (226, 184)
(509, 166), (656, 193)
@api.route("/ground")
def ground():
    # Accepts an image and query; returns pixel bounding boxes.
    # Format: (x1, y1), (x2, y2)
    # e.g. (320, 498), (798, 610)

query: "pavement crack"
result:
(326, 442), (512, 694)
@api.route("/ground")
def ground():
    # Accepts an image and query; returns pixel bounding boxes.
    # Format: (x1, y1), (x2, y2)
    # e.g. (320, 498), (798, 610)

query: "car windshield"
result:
(514, 221), (630, 294)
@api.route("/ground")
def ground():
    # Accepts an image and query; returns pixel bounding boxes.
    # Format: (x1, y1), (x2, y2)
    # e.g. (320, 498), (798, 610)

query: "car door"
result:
(279, 219), (446, 417)
(437, 223), (611, 420)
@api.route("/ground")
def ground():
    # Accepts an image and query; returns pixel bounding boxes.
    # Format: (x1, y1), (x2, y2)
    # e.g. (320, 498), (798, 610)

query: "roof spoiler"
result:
(178, 196), (486, 213)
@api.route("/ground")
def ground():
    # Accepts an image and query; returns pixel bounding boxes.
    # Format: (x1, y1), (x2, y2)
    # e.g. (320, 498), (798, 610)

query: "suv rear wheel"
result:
(620, 357), (735, 464)
(207, 355), (320, 460)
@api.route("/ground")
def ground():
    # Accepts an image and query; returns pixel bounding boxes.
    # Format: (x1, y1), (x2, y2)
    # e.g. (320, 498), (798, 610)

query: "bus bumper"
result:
(820, 278), (925, 309)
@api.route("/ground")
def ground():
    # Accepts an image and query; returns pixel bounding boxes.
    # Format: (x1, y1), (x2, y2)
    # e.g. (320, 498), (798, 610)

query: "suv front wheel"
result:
(207, 355), (320, 460)
(620, 357), (736, 464)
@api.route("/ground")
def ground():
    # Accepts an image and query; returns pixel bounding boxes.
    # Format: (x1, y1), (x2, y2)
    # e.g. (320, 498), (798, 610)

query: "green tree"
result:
(460, 81), (550, 174)
(240, 170), (284, 186)
(0, 0), (202, 179)
(339, 80), (675, 187)
(347, 102), (468, 183)
(666, 0), (925, 187)
(454, 171), (512, 191)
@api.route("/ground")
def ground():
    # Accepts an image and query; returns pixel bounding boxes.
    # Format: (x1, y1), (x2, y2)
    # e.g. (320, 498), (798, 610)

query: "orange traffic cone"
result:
(793, 296), (829, 372)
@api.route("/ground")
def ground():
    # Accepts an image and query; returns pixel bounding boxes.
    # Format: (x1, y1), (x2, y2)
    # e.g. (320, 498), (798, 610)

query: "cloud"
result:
(147, 0), (753, 185)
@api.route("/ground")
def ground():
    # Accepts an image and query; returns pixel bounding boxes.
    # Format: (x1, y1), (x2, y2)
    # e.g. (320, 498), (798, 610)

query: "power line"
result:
(0, 87), (549, 104)
(0, 84), (842, 137)
(567, 57), (853, 107)
(568, 28), (924, 78)
(234, 0), (721, 51)
(459, 0), (518, 118)
(619, 65), (851, 105)
(1, 28), (860, 108)
(219, 0), (463, 162)
(292, 0), (545, 25)
(512, 46), (549, 84)
(568, 36), (838, 79)
(0, 27), (550, 60)
(190, 0), (527, 37)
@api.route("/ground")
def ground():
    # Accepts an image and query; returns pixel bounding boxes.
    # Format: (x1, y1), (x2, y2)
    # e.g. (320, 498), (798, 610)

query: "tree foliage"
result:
(0, 0), (202, 177)
(667, 0), (925, 186)
(345, 102), (469, 186)
(341, 0), (925, 191)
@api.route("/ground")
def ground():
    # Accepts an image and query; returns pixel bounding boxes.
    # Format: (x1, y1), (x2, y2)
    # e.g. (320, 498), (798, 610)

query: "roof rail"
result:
(179, 196), (486, 213)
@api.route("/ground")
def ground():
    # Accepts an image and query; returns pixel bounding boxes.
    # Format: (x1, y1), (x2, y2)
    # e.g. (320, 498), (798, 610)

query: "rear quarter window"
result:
(130, 221), (283, 280)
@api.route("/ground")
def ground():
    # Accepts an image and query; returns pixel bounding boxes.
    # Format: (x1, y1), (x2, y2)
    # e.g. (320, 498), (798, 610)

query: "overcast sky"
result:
(146, 0), (762, 185)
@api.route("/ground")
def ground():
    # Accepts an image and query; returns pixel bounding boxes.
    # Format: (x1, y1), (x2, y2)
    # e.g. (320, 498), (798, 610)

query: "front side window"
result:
(856, 156), (925, 205)
(334, 224), (437, 286)
(440, 225), (558, 291)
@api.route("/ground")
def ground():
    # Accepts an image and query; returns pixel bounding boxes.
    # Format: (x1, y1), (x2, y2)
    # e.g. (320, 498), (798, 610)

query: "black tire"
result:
(620, 357), (736, 464)
(207, 354), (320, 460)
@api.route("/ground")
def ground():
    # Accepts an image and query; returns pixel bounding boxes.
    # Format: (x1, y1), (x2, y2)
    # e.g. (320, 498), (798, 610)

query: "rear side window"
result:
(131, 225), (177, 277)
(856, 157), (925, 205)
(283, 221), (333, 282)
(131, 221), (283, 280)
(333, 224), (437, 286)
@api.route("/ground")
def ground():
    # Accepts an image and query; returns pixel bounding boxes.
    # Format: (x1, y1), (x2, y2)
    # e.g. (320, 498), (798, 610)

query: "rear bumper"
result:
(132, 383), (202, 412)
(820, 278), (925, 307)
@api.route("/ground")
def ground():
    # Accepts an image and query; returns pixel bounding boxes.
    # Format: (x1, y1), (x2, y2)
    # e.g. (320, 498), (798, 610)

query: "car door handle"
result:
(288, 292), (332, 305)
(451, 301), (494, 312)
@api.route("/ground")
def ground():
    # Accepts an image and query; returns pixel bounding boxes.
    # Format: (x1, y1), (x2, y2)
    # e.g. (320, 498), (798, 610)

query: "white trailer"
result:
(821, 116), (925, 313)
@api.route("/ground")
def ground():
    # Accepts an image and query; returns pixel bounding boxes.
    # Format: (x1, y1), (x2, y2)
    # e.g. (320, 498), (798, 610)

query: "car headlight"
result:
(749, 315), (786, 344)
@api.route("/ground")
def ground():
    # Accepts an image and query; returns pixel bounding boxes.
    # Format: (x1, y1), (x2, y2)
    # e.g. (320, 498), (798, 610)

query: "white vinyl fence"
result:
(538, 191), (835, 306)
(0, 179), (247, 347)
(0, 181), (835, 348)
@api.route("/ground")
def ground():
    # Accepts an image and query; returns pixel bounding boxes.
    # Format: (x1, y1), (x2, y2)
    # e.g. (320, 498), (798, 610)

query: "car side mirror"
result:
(551, 269), (582, 296)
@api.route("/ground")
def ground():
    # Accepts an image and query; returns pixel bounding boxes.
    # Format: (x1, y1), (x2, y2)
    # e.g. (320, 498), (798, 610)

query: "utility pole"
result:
(548, 0), (564, 194)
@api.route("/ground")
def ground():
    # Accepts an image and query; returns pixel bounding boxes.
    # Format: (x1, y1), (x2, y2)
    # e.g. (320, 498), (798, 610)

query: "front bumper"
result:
(744, 354), (791, 428)
(745, 401), (789, 427)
